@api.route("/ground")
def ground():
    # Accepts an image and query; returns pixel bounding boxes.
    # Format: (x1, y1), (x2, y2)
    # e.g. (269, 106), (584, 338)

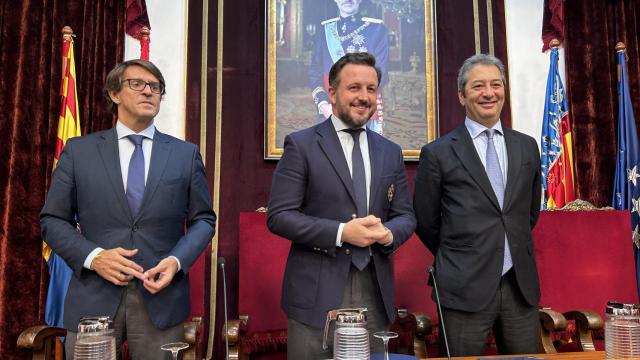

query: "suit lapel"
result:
(96, 128), (132, 221)
(138, 130), (172, 219)
(316, 119), (357, 205)
(503, 128), (522, 210)
(450, 125), (501, 211)
(367, 131), (384, 213)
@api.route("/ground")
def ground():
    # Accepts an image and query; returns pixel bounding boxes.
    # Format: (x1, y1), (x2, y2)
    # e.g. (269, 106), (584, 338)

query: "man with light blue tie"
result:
(413, 54), (542, 356)
(40, 59), (216, 360)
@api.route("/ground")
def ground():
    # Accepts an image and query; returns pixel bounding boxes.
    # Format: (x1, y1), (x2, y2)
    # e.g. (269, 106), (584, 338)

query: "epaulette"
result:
(321, 17), (339, 25)
(362, 17), (384, 24)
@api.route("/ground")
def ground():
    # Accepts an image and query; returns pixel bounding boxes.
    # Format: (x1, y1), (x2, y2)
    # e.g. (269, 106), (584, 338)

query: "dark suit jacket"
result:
(40, 127), (216, 331)
(267, 119), (416, 328)
(413, 124), (541, 312)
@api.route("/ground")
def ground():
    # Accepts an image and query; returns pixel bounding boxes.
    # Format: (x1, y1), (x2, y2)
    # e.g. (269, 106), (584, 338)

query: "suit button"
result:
(132, 225), (138, 232)
(345, 248), (352, 255)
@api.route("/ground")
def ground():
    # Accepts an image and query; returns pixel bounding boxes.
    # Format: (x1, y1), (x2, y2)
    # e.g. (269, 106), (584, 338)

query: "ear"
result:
(328, 86), (337, 105)
(457, 90), (465, 106)
(108, 90), (121, 105)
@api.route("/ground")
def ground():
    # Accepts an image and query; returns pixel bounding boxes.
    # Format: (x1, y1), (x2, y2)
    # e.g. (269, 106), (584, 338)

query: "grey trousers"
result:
(440, 269), (540, 357)
(287, 264), (390, 360)
(65, 281), (184, 360)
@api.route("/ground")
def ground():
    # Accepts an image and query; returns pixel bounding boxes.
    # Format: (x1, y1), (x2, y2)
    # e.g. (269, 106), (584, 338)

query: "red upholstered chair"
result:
(533, 208), (637, 352)
(234, 212), (429, 359)
(235, 212), (289, 360)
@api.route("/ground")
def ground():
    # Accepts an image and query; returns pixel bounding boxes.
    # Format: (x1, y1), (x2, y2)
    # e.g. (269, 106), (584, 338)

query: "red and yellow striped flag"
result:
(43, 26), (82, 261)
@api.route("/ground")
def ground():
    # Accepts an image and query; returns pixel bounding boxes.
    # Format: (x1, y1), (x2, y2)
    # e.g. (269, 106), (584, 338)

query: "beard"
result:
(337, 99), (375, 128)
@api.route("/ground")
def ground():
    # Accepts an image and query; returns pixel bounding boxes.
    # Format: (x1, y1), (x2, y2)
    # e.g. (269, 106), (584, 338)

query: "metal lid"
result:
(77, 316), (113, 333)
(335, 308), (368, 323)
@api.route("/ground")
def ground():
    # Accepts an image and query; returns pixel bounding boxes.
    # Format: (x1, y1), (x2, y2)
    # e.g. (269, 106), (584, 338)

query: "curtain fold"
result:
(565, 0), (640, 207)
(0, 1), (124, 357)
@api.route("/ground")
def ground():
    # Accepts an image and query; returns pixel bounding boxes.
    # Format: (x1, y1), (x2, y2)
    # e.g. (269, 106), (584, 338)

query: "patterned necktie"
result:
(343, 128), (370, 270)
(126, 135), (145, 218)
(484, 129), (512, 275)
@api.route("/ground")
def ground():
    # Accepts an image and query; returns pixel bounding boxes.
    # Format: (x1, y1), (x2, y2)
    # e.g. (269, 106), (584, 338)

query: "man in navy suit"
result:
(41, 59), (216, 359)
(268, 52), (415, 359)
(414, 54), (541, 356)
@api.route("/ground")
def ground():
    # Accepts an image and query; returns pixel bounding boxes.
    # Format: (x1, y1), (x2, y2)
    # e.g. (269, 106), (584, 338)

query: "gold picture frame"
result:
(265, 0), (437, 160)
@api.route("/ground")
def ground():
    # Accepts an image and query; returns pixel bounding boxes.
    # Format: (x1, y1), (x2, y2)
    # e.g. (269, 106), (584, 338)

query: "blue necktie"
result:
(126, 135), (145, 218)
(343, 128), (370, 270)
(484, 129), (512, 275)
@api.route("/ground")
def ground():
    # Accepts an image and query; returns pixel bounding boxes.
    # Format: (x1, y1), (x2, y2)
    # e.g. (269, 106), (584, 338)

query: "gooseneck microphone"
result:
(218, 257), (229, 360)
(428, 266), (451, 360)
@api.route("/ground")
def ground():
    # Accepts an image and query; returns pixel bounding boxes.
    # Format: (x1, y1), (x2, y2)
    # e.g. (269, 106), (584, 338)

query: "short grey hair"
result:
(457, 54), (506, 93)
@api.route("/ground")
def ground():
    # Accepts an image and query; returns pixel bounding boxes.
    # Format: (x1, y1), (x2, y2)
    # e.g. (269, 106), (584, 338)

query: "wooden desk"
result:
(428, 351), (605, 360)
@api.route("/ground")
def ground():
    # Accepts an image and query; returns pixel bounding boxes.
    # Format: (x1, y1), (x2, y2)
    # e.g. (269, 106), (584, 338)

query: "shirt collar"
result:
(331, 113), (367, 133)
(116, 121), (156, 140)
(464, 117), (503, 140)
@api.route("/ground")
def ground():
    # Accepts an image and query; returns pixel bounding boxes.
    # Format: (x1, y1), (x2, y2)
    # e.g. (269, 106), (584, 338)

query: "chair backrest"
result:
(239, 212), (289, 334)
(393, 234), (437, 320)
(534, 210), (638, 316)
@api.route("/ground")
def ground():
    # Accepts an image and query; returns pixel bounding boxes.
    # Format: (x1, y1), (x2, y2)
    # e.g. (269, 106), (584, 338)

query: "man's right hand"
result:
(91, 248), (145, 286)
(342, 215), (389, 247)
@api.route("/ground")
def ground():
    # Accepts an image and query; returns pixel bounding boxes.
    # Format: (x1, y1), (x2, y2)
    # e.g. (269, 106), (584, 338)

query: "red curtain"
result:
(0, 1), (124, 358)
(565, 0), (640, 206)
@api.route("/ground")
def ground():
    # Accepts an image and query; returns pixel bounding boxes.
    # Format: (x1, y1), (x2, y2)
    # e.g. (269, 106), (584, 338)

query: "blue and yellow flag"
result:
(44, 26), (81, 327)
(612, 44), (640, 299)
(540, 45), (575, 209)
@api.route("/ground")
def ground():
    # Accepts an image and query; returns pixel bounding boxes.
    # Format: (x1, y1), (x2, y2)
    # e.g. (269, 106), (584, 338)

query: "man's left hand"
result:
(366, 221), (393, 245)
(143, 257), (179, 294)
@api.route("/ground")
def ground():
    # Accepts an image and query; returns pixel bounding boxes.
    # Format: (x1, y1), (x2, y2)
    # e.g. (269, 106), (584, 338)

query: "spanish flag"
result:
(44, 26), (81, 327)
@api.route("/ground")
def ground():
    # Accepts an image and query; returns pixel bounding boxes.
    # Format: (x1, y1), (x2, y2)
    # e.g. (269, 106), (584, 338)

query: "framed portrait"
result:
(265, 0), (437, 160)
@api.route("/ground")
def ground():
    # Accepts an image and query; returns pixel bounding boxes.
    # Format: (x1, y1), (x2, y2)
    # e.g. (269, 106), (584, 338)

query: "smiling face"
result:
(108, 65), (161, 132)
(328, 63), (378, 128)
(458, 64), (505, 128)
(334, 0), (362, 17)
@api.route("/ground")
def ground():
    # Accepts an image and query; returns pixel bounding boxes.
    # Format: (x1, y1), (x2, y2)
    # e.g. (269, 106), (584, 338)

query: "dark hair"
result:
(328, 52), (382, 89)
(103, 59), (166, 115)
(457, 54), (506, 94)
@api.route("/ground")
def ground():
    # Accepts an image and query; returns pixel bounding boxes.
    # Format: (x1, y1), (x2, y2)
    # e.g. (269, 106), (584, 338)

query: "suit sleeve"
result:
(413, 145), (442, 255)
(529, 138), (542, 229)
(379, 145), (416, 255)
(267, 134), (341, 255)
(170, 145), (216, 274)
(40, 140), (100, 277)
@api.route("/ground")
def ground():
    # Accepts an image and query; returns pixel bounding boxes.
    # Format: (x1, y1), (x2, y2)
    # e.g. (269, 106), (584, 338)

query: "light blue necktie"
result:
(484, 129), (512, 275)
(126, 135), (145, 218)
(343, 128), (370, 270)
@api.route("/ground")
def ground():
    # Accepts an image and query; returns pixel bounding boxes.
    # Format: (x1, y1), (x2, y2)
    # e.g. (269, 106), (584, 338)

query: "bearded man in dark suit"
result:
(268, 52), (415, 360)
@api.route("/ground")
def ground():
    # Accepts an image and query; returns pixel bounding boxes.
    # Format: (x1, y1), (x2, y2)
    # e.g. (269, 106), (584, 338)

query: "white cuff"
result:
(84, 247), (104, 270)
(168, 256), (182, 272)
(336, 223), (345, 247)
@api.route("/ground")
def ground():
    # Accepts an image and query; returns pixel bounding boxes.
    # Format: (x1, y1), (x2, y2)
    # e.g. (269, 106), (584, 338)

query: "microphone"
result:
(428, 266), (451, 360)
(218, 257), (229, 360)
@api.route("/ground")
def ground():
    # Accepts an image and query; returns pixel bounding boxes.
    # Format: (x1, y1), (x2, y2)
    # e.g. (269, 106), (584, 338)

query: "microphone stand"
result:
(428, 266), (451, 360)
(218, 257), (229, 360)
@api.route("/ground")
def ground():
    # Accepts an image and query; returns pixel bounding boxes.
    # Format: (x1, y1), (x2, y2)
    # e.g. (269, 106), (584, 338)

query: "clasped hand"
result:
(341, 215), (392, 247)
(91, 247), (178, 294)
